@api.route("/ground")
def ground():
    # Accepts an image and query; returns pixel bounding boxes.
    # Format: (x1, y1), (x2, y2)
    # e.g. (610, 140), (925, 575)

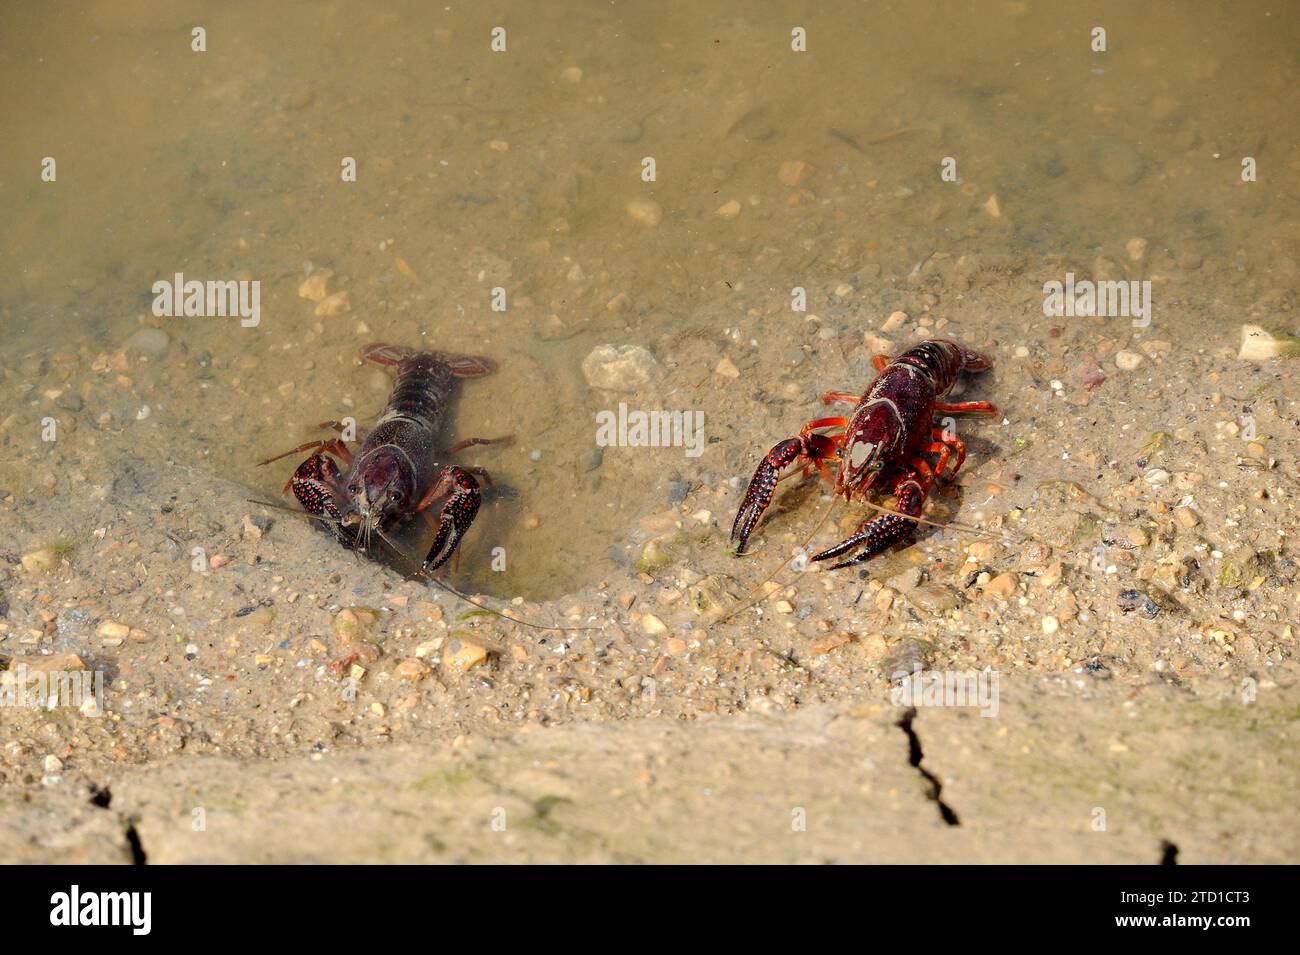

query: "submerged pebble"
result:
(625, 198), (663, 227)
(122, 327), (170, 359)
(581, 344), (660, 392)
(21, 549), (58, 575)
(1115, 350), (1144, 371)
(1238, 324), (1297, 361)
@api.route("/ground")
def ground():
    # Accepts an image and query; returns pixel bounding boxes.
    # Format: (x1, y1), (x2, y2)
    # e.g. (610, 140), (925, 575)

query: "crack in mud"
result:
(123, 821), (148, 865)
(88, 783), (147, 864)
(896, 709), (961, 826)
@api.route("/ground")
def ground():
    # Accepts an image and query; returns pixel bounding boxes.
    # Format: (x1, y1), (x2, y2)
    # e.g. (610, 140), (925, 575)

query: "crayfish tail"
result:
(957, 343), (994, 373)
(359, 342), (417, 366)
(441, 353), (498, 378)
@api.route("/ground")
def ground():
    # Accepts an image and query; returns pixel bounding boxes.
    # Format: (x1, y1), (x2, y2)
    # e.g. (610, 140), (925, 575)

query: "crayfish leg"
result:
(312, 420), (363, 439)
(925, 439), (952, 481)
(258, 437), (352, 468)
(799, 416), (849, 435)
(934, 399), (997, 415)
(932, 428), (965, 478)
(442, 435), (513, 456)
(819, 391), (860, 406)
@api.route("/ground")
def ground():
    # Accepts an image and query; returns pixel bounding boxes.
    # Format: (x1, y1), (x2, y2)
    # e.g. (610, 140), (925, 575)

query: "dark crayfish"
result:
(730, 339), (996, 568)
(260, 342), (509, 571)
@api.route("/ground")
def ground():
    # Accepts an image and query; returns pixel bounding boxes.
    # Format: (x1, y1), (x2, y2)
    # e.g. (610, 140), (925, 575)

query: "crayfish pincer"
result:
(730, 338), (997, 569)
(260, 342), (510, 572)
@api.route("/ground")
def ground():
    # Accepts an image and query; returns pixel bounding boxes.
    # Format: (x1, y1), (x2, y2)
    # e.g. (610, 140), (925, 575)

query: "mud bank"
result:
(0, 456), (1295, 863)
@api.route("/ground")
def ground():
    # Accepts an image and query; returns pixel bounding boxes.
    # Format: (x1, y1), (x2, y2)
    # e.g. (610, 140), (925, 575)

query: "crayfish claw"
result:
(289, 453), (347, 521)
(811, 480), (926, 570)
(729, 438), (806, 555)
(814, 513), (915, 569)
(421, 467), (482, 572)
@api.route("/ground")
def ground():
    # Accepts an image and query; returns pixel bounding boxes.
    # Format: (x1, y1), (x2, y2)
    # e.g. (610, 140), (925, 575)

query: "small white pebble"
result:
(1115, 350), (1144, 371)
(625, 198), (663, 227)
(881, 311), (908, 332)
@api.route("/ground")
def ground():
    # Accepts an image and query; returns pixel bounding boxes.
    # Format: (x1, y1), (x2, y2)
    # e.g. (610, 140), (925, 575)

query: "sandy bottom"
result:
(2, 262), (1296, 863)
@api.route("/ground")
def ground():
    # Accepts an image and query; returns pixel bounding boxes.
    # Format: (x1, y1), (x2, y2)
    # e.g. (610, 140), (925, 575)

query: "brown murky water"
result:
(1, 1), (1296, 597)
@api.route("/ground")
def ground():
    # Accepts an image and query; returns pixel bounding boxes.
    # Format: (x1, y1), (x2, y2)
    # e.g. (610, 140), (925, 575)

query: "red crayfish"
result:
(730, 339), (996, 569)
(260, 343), (509, 571)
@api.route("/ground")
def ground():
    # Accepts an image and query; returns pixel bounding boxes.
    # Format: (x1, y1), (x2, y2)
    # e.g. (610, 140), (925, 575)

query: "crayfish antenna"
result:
(370, 525), (600, 633)
(853, 497), (1053, 548)
(246, 497), (339, 528)
(248, 499), (597, 633)
(718, 496), (841, 624)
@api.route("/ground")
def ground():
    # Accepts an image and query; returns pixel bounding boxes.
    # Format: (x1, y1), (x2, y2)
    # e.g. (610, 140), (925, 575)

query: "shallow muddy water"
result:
(3, 0), (1296, 598)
